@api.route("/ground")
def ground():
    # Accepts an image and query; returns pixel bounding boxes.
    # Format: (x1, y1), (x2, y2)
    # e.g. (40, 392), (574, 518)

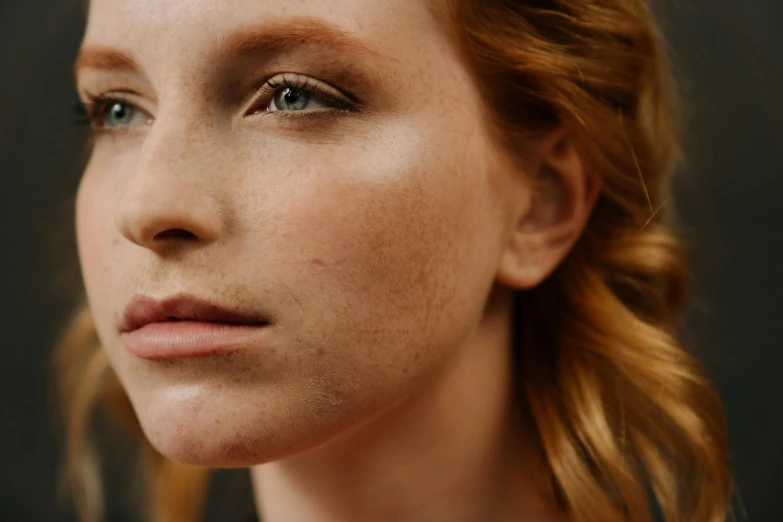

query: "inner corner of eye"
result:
(246, 101), (271, 117)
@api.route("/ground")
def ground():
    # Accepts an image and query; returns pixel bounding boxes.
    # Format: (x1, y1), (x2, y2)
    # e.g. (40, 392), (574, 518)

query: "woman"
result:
(57, 0), (732, 521)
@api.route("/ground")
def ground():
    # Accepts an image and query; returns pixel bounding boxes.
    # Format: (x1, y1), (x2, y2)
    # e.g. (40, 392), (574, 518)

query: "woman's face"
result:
(75, 0), (523, 466)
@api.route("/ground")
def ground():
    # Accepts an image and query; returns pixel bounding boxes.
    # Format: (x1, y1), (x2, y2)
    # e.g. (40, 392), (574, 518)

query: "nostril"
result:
(154, 229), (197, 240)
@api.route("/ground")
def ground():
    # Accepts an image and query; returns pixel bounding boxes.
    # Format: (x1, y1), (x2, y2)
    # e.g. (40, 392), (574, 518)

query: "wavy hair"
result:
(55, 1), (732, 521)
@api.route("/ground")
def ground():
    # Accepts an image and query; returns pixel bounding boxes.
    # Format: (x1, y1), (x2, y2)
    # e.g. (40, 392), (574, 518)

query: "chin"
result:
(123, 376), (367, 467)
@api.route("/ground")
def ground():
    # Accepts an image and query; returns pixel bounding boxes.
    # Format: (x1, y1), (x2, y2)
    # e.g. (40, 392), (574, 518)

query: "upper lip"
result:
(120, 293), (270, 333)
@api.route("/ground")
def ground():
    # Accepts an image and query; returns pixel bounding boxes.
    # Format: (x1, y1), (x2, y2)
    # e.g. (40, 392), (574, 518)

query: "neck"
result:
(250, 284), (559, 522)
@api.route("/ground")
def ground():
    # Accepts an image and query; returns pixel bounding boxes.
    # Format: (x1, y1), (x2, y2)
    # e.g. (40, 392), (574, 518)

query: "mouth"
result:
(120, 293), (271, 333)
(119, 293), (272, 360)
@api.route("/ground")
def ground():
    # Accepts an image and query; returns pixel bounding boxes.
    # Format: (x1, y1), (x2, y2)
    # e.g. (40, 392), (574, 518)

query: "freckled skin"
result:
(77, 0), (511, 467)
(74, 0), (575, 520)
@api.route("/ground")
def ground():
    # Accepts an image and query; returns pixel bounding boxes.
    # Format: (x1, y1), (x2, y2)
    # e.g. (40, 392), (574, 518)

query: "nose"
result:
(115, 120), (229, 254)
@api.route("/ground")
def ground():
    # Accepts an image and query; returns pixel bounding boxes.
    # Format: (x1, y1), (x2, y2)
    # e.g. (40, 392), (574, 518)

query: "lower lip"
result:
(121, 320), (270, 360)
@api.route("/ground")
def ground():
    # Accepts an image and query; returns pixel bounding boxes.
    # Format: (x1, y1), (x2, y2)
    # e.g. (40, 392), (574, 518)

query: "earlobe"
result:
(495, 129), (600, 290)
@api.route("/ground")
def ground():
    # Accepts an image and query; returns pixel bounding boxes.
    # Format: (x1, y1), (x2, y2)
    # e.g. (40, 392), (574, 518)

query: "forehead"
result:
(83, 0), (451, 64)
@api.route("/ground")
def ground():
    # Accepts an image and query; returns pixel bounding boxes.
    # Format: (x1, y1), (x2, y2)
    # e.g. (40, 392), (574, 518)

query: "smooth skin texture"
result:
(74, 0), (599, 520)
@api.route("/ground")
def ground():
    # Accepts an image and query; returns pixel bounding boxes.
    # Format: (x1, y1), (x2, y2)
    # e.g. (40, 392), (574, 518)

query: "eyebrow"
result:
(216, 17), (382, 60)
(74, 17), (381, 79)
(73, 46), (140, 78)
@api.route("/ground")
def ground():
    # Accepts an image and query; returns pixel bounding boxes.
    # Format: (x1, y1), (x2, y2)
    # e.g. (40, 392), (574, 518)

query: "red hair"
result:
(56, 1), (732, 521)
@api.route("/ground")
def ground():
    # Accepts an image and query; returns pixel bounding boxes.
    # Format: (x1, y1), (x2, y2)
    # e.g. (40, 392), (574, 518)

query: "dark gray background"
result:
(1, 0), (781, 521)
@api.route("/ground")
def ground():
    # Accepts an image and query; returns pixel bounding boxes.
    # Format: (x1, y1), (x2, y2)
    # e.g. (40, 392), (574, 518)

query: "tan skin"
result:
(74, 0), (599, 520)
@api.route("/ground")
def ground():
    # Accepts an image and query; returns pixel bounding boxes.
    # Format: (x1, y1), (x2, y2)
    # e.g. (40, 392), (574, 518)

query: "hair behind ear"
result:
(450, 0), (731, 520)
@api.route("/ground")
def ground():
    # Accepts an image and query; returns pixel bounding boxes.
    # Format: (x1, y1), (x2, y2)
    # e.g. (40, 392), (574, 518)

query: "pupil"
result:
(283, 88), (299, 104)
(112, 103), (126, 119)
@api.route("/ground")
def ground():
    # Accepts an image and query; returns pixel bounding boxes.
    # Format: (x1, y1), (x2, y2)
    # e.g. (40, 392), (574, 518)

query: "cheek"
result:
(74, 154), (140, 377)
(75, 162), (113, 305)
(259, 126), (501, 386)
(75, 148), (136, 279)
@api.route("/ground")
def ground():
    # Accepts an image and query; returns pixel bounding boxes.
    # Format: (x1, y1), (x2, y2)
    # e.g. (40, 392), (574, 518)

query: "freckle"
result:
(317, 347), (325, 356)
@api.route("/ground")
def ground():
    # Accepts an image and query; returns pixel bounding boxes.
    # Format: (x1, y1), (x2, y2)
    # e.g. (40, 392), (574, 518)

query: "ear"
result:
(495, 127), (600, 290)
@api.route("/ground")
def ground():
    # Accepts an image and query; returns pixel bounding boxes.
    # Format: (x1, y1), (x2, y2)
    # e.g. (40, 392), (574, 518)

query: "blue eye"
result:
(73, 92), (150, 131)
(104, 101), (136, 127)
(275, 87), (308, 111)
(270, 85), (329, 112)
(256, 75), (357, 115)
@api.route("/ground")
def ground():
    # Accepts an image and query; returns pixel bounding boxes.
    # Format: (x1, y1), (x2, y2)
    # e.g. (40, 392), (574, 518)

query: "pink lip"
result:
(120, 293), (271, 360)
(122, 320), (270, 360)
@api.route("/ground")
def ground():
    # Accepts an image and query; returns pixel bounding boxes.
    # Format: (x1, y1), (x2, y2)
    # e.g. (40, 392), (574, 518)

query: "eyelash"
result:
(72, 75), (362, 131)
